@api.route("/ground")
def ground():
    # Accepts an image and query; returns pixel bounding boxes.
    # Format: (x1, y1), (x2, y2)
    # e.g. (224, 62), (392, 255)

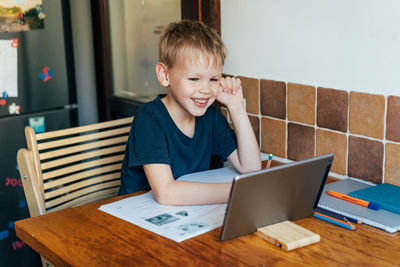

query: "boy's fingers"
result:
(220, 78), (227, 92)
(233, 79), (239, 94)
(226, 78), (233, 93)
(236, 78), (241, 88)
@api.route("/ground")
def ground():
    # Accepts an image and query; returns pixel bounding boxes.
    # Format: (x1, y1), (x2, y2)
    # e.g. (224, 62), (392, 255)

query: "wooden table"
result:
(15, 163), (400, 266)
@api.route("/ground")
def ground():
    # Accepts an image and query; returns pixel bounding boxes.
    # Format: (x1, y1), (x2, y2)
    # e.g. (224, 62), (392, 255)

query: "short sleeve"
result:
(127, 111), (170, 167)
(211, 107), (237, 161)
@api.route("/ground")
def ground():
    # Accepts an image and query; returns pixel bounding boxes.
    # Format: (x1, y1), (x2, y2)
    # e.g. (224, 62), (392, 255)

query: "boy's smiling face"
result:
(160, 53), (223, 119)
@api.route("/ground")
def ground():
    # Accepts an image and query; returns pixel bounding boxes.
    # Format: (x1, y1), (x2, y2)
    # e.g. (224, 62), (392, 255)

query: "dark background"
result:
(0, 1), (77, 266)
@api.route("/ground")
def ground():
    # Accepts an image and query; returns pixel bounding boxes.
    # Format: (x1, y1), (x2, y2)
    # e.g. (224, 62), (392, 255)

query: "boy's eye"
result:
(188, 78), (199, 81)
(210, 78), (219, 82)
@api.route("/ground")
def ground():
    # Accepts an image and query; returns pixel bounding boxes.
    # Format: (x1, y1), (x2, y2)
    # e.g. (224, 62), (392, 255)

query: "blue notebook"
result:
(317, 179), (400, 233)
(349, 183), (400, 214)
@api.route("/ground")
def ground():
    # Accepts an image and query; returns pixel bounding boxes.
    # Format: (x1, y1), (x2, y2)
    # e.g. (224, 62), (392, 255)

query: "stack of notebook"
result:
(317, 179), (400, 233)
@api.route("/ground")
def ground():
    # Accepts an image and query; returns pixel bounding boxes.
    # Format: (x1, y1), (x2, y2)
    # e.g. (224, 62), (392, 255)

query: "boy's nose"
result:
(199, 82), (217, 95)
(199, 85), (212, 95)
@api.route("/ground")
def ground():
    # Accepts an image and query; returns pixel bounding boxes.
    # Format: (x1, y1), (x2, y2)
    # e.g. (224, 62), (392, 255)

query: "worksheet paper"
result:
(99, 166), (239, 242)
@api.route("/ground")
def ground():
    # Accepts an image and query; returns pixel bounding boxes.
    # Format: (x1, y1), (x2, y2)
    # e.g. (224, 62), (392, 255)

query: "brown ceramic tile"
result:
(287, 123), (315, 161)
(238, 76), (259, 115)
(349, 92), (385, 139)
(348, 136), (383, 184)
(317, 87), (348, 132)
(385, 142), (400, 186)
(287, 83), (316, 125)
(261, 117), (286, 158)
(248, 115), (260, 147)
(386, 96), (400, 142)
(219, 107), (228, 121)
(316, 129), (347, 175)
(260, 79), (286, 119)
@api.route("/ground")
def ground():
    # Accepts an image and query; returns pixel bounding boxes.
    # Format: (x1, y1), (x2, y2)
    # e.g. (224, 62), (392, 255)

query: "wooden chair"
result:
(17, 117), (133, 266)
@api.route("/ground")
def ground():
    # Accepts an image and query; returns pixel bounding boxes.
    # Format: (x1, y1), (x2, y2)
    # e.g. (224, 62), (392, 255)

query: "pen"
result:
(326, 190), (380, 210)
(313, 212), (356, 230)
(316, 207), (362, 224)
(266, 154), (273, 168)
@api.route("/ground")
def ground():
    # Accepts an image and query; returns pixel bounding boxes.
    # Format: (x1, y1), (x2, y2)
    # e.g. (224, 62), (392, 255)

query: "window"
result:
(108, 0), (181, 102)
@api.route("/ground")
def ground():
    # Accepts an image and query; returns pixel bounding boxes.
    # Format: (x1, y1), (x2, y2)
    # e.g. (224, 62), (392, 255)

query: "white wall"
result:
(221, 0), (400, 96)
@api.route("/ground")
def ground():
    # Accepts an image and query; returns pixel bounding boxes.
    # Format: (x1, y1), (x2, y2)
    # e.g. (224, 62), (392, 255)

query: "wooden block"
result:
(256, 220), (320, 251)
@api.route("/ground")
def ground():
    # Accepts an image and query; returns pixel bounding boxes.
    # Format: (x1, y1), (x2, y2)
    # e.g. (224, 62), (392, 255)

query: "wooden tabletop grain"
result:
(15, 162), (400, 266)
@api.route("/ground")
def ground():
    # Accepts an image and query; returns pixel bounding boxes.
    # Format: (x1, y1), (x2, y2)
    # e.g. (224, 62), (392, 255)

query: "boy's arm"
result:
(218, 77), (261, 173)
(143, 163), (231, 205)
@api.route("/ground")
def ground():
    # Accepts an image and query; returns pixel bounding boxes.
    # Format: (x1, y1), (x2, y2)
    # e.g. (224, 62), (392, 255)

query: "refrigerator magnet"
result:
(8, 102), (21, 115)
(2, 91), (8, 99)
(39, 66), (53, 82)
(29, 116), (45, 133)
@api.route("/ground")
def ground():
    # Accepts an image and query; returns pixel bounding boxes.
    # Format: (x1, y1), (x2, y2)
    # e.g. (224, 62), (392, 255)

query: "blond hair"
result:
(158, 20), (226, 68)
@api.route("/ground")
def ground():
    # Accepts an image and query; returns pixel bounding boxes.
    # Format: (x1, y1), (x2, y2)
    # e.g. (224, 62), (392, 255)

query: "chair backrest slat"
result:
(41, 145), (126, 170)
(17, 116), (133, 217)
(36, 117), (133, 140)
(45, 180), (121, 209)
(43, 164), (122, 190)
(48, 188), (120, 213)
(42, 155), (124, 180)
(39, 136), (128, 160)
(37, 127), (130, 150)
(44, 173), (120, 199)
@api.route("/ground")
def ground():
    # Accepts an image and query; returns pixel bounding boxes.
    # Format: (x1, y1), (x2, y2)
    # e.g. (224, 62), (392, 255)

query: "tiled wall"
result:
(220, 76), (400, 186)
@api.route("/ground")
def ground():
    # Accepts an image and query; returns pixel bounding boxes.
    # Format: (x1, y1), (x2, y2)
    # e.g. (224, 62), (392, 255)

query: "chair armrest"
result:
(17, 148), (46, 217)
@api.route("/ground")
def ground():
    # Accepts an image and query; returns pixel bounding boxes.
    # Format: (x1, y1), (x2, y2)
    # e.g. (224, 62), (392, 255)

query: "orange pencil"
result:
(326, 190), (380, 210)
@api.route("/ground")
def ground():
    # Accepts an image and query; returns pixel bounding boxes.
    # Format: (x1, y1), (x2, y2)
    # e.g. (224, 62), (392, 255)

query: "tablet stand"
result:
(256, 221), (320, 251)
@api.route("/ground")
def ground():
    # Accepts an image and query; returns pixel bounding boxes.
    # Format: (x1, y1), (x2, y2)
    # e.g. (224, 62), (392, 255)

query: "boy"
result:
(119, 20), (261, 205)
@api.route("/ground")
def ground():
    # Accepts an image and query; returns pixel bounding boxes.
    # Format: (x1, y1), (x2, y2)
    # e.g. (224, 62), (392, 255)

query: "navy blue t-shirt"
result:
(119, 95), (237, 195)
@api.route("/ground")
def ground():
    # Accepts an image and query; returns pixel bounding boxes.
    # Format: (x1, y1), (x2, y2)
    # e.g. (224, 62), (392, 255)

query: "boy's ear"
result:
(155, 62), (169, 87)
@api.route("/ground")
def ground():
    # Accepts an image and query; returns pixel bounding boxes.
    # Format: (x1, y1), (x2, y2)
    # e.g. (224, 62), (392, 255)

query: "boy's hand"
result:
(217, 77), (245, 111)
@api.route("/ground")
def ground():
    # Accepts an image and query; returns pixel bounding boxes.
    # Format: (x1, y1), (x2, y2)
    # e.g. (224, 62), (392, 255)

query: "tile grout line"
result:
(382, 96), (388, 183)
(285, 82), (288, 158)
(346, 91), (350, 177)
(314, 86), (317, 158)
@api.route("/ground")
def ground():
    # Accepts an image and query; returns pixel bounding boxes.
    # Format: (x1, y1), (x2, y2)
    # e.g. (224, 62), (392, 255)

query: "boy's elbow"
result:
(239, 161), (261, 174)
(153, 189), (175, 205)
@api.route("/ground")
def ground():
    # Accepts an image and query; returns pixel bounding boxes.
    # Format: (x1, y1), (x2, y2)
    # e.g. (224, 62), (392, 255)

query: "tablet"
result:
(220, 154), (334, 241)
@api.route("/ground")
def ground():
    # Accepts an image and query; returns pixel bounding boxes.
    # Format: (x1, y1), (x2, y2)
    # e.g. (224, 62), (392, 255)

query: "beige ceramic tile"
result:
(287, 83), (316, 125)
(316, 129), (347, 175)
(349, 92), (385, 139)
(238, 76), (259, 115)
(385, 142), (400, 186)
(261, 117), (286, 158)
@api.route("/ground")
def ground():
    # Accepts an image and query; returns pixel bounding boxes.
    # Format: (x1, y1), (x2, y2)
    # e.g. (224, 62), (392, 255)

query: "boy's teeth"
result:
(194, 99), (206, 104)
